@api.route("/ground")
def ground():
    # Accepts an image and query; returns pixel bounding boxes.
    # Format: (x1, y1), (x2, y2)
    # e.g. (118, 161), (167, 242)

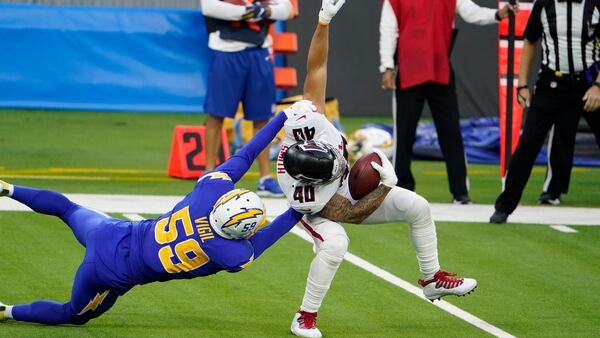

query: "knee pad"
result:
(405, 195), (431, 226)
(319, 234), (349, 266)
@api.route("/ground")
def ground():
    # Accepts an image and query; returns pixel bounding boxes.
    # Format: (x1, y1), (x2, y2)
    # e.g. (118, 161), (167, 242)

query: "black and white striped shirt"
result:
(525, 0), (600, 73)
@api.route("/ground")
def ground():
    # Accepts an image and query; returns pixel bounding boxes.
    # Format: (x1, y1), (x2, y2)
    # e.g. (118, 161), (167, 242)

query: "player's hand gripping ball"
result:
(370, 149), (398, 188)
(348, 152), (381, 200)
(349, 149), (397, 199)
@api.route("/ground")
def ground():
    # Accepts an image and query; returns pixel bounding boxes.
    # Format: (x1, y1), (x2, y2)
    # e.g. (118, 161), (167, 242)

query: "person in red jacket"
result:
(379, 0), (518, 204)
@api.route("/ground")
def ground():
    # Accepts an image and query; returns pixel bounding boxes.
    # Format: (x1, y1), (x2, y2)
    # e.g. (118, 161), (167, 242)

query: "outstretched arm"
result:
(303, 24), (329, 113)
(303, 0), (346, 113)
(249, 208), (303, 258)
(214, 112), (287, 182)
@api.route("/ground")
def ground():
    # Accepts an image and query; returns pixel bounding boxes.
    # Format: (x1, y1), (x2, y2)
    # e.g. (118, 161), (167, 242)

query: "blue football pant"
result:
(9, 186), (121, 325)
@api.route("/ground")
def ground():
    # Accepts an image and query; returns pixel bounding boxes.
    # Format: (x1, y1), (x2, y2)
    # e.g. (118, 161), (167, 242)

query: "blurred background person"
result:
(379, 0), (518, 204)
(491, 0), (600, 224)
(538, 121), (600, 206)
(201, 0), (293, 197)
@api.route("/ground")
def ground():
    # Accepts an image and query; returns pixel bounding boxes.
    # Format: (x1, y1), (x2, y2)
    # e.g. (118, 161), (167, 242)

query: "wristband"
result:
(593, 82), (600, 89)
(495, 11), (502, 21)
(516, 85), (528, 91)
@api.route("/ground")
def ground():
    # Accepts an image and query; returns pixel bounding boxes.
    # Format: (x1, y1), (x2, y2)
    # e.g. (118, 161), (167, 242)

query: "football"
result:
(348, 152), (381, 200)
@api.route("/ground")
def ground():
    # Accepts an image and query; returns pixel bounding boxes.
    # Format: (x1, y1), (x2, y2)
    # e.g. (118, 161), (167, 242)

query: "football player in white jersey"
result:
(278, 1), (478, 337)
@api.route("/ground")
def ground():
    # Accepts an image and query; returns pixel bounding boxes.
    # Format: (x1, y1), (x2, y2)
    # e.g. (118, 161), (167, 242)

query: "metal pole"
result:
(504, 0), (516, 176)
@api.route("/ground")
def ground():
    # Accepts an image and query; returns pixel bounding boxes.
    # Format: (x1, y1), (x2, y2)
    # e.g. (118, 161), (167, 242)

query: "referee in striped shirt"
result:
(491, 0), (600, 224)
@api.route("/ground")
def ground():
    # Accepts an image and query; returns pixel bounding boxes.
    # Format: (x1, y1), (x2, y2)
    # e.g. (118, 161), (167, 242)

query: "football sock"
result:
(0, 180), (14, 197)
(300, 245), (344, 313)
(405, 197), (440, 281)
(0, 304), (13, 320)
(5, 305), (13, 319)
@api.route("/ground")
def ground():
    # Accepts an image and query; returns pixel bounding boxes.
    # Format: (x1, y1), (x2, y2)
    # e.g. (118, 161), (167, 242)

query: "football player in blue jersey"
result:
(0, 105), (311, 326)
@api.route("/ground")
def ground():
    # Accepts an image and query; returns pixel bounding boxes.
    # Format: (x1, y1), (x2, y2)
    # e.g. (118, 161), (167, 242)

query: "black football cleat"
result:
(489, 210), (509, 224)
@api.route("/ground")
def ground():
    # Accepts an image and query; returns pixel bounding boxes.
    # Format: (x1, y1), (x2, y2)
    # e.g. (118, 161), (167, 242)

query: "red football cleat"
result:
(418, 270), (477, 301)
(291, 310), (322, 337)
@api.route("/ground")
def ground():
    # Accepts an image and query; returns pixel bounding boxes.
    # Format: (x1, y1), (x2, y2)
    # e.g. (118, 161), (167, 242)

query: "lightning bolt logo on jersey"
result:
(277, 112), (349, 215)
(78, 291), (110, 315)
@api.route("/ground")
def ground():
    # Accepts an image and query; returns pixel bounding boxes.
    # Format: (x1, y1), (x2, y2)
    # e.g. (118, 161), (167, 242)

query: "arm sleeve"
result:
(249, 208), (303, 259)
(215, 111), (287, 183)
(524, 2), (544, 42)
(269, 0), (292, 21)
(456, 0), (498, 26)
(379, 0), (398, 72)
(201, 0), (246, 21)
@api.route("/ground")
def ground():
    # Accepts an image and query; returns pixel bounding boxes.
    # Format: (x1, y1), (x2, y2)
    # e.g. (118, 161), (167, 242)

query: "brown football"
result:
(348, 152), (381, 200)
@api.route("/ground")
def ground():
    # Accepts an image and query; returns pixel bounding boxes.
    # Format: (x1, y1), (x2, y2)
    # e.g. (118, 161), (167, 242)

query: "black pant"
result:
(543, 116), (600, 195)
(495, 79), (598, 214)
(394, 74), (468, 197)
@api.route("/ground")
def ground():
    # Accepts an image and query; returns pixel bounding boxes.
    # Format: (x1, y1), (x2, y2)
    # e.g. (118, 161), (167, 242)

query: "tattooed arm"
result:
(317, 185), (392, 224)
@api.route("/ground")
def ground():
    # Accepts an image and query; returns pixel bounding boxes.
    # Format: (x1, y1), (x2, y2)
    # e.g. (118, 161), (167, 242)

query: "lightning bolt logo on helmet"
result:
(209, 188), (266, 240)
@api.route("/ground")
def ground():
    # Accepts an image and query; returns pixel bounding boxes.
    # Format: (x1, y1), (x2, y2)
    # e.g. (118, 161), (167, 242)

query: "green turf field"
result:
(1, 109), (600, 337)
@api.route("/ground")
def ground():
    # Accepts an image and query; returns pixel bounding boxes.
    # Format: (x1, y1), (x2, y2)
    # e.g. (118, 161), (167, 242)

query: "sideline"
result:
(2, 193), (599, 226)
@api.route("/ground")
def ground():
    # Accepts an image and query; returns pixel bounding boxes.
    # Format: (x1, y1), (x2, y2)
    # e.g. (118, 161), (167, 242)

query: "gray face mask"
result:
(327, 146), (348, 184)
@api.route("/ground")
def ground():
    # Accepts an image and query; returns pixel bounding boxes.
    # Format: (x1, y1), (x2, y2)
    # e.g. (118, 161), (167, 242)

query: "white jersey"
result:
(277, 112), (349, 215)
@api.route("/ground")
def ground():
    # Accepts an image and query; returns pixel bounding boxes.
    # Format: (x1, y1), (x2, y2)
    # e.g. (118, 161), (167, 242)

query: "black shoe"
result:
(452, 195), (472, 205)
(489, 210), (508, 224)
(538, 192), (561, 205)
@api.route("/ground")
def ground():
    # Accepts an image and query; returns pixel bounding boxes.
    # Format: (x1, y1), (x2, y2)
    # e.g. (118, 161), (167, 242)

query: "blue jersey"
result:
(88, 112), (301, 290)
(130, 172), (256, 284)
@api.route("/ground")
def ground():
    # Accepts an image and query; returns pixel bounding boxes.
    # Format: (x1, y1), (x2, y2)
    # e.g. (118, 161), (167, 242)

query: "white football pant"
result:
(298, 186), (440, 313)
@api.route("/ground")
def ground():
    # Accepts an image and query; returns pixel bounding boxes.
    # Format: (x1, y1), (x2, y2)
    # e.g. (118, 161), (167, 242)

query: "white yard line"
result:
(122, 213), (146, 222)
(550, 225), (578, 233)
(2, 193), (599, 226)
(429, 203), (600, 226)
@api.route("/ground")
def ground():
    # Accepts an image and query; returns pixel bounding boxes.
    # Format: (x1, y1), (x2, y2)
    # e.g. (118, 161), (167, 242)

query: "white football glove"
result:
(319, 0), (346, 25)
(370, 149), (397, 188)
(283, 100), (317, 119)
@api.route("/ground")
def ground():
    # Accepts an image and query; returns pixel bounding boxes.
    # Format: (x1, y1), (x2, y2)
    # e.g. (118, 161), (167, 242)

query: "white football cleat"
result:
(291, 310), (322, 338)
(419, 270), (477, 301)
